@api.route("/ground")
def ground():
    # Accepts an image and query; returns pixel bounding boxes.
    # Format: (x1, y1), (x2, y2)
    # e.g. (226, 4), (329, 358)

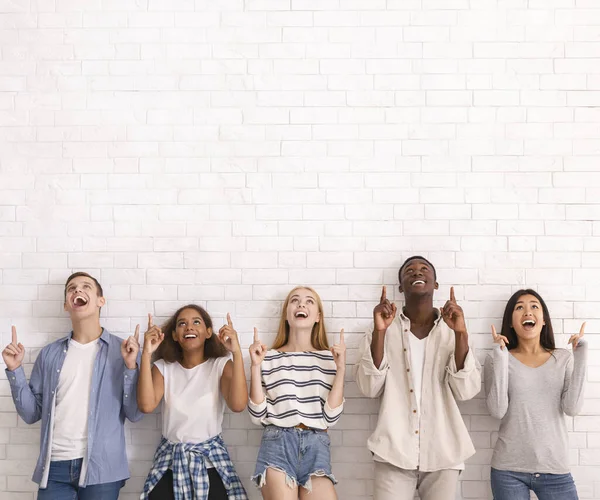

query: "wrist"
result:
(454, 329), (468, 337)
(125, 361), (137, 370)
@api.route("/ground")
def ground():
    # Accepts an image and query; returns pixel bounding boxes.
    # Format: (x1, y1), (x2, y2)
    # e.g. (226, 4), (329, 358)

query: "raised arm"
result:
(137, 314), (165, 414)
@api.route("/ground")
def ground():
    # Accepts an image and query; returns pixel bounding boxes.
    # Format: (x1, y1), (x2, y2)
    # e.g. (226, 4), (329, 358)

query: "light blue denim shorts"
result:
(252, 425), (337, 491)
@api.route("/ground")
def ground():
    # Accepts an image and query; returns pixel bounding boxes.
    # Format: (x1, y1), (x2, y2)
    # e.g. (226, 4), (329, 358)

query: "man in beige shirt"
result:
(354, 256), (481, 500)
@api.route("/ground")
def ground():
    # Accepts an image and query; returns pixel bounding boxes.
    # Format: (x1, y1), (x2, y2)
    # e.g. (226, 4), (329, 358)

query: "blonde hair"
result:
(272, 286), (329, 351)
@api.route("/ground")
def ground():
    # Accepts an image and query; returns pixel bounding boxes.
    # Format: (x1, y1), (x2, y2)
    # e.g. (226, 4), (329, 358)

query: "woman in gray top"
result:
(484, 289), (587, 500)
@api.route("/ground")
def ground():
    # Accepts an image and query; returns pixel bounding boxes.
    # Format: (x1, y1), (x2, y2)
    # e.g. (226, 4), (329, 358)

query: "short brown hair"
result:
(64, 272), (104, 300)
(154, 304), (228, 363)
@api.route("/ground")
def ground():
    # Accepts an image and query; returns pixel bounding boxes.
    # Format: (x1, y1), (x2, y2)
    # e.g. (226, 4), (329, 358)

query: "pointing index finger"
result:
(253, 327), (259, 343)
(11, 325), (17, 345)
(450, 286), (456, 303)
(148, 313), (153, 330)
(491, 325), (497, 338)
(340, 328), (345, 345)
(380, 285), (386, 303)
(134, 324), (140, 342)
(227, 313), (232, 327)
(579, 322), (586, 337)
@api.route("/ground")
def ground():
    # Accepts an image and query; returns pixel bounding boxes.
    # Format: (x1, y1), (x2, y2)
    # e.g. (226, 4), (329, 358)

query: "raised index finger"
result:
(380, 285), (386, 303)
(227, 313), (232, 327)
(253, 327), (259, 342)
(491, 325), (497, 338)
(450, 286), (456, 303)
(11, 325), (17, 345)
(148, 313), (153, 330)
(134, 324), (140, 342)
(340, 328), (345, 345)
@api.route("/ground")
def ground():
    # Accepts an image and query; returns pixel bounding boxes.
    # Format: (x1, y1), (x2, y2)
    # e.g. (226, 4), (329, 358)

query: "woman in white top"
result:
(137, 305), (249, 500)
(248, 286), (346, 500)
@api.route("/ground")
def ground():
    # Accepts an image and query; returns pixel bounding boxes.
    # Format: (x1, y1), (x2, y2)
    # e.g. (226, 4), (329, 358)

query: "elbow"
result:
(137, 400), (157, 414)
(487, 401), (508, 420)
(563, 405), (582, 417)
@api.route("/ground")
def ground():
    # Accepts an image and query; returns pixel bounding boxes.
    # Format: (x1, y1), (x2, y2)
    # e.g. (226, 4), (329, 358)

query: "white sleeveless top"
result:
(154, 357), (230, 444)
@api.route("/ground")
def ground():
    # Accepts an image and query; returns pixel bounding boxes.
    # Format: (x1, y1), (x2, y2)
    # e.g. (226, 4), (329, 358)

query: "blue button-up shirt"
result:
(5, 328), (144, 487)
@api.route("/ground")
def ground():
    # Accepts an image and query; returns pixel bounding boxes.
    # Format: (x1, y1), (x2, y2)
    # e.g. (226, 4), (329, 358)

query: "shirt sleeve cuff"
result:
(359, 341), (389, 375)
(446, 347), (476, 377)
(5, 365), (27, 387)
(248, 397), (267, 418)
(324, 399), (344, 421)
(123, 367), (138, 390)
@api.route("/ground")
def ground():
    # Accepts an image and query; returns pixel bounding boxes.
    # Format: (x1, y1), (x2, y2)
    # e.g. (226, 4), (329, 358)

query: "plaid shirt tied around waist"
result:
(141, 434), (248, 500)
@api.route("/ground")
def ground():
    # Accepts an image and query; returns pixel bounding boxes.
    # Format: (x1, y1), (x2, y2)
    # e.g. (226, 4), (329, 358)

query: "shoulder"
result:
(38, 336), (69, 360)
(552, 348), (572, 363)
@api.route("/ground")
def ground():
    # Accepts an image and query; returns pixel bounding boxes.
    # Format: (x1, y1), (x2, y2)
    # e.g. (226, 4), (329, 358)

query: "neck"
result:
(71, 316), (103, 344)
(513, 336), (546, 355)
(403, 294), (436, 325)
(180, 349), (205, 368)
(284, 327), (314, 352)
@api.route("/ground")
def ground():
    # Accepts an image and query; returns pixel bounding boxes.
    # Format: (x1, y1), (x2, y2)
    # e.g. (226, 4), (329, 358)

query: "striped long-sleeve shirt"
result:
(248, 350), (343, 429)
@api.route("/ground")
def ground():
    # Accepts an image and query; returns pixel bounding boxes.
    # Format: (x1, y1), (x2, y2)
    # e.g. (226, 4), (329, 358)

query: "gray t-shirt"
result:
(484, 342), (587, 474)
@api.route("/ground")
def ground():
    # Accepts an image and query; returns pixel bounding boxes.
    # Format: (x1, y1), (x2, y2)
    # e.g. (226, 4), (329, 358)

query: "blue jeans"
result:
(491, 468), (579, 500)
(38, 459), (125, 500)
(252, 425), (336, 491)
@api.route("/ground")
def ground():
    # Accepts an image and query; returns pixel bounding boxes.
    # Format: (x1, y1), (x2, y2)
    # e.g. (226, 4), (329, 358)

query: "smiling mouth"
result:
(294, 311), (308, 318)
(522, 320), (536, 330)
(184, 334), (197, 339)
(412, 280), (426, 286)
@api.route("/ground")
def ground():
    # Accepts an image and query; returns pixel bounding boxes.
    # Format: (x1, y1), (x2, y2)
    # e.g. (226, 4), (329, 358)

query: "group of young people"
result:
(1, 255), (587, 500)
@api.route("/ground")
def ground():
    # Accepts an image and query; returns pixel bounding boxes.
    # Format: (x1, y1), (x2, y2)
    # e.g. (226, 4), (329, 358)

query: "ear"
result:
(207, 327), (213, 339)
(398, 284), (404, 294)
(434, 281), (439, 290)
(97, 296), (106, 308)
(63, 301), (68, 312)
(172, 330), (178, 342)
(316, 311), (321, 323)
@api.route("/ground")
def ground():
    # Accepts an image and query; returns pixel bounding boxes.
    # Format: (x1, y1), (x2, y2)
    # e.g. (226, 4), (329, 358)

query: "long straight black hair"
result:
(501, 289), (555, 352)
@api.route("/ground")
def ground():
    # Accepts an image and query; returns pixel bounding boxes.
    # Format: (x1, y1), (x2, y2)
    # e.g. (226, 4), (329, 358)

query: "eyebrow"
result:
(67, 280), (93, 288)
(515, 300), (540, 305)
(178, 317), (202, 321)
(404, 262), (430, 271)
(290, 294), (315, 301)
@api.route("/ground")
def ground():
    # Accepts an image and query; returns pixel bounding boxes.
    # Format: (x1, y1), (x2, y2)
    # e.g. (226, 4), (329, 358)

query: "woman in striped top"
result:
(248, 286), (345, 500)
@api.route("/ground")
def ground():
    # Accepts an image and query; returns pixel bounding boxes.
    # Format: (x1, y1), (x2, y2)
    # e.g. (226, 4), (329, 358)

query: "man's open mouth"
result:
(412, 280), (426, 286)
(73, 295), (88, 307)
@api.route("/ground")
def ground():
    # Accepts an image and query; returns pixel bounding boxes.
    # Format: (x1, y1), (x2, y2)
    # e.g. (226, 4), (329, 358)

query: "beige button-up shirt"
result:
(354, 311), (481, 472)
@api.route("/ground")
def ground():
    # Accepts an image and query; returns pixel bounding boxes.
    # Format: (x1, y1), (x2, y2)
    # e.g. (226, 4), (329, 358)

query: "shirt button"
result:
(404, 329), (408, 332)
(415, 430), (419, 434)
(407, 368), (410, 372)
(410, 389), (414, 393)
(63, 350), (66, 353)
(56, 369), (60, 373)
(413, 410), (417, 413)
(11, 377), (15, 381)
(403, 348), (407, 352)
(125, 394), (128, 398)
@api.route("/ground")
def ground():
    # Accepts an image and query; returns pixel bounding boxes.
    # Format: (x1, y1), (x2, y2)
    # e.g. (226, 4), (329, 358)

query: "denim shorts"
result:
(252, 425), (336, 491)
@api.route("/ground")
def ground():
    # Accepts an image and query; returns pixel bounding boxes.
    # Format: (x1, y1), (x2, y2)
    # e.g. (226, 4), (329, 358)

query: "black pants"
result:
(149, 468), (228, 500)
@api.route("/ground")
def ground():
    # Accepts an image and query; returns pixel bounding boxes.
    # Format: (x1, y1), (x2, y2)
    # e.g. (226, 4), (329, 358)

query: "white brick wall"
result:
(0, 0), (599, 498)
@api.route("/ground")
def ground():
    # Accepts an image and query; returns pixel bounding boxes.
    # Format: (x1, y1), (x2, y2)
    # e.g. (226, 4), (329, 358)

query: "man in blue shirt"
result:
(2, 272), (144, 499)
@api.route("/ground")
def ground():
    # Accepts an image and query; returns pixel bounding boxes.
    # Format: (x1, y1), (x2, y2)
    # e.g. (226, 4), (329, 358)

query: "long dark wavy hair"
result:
(154, 304), (228, 363)
(501, 289), (555, 352)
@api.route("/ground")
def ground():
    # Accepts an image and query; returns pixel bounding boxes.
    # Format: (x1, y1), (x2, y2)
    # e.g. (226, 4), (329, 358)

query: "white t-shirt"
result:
(51, 339), (100, 460)
(154, 356), (230, 445)
(408, 331), (464, 471)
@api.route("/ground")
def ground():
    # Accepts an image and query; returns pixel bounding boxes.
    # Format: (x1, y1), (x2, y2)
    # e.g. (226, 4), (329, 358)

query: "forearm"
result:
(370, 330), (386, 369)
(454, 331), (469, 371)
(227, 352), (248, 411)
(249, 364), (265, 404)
(137, 353), (158, 413)
(326, 368), (345, 409)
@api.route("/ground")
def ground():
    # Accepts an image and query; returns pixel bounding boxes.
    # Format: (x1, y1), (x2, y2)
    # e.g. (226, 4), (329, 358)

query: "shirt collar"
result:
(66, 327), (109, 345)
(399, 307), (443, 326)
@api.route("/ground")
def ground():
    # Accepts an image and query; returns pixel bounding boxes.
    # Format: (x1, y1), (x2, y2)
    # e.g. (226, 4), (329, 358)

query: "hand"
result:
(441, 287), (467, 335)
(218, 313), (241, 354)
(568, 322), (586, 351)
(331, 329), (346, 372)
(491, 325), (509, 351)
(121, 324), (140, 369)
(2, 326), (25, 372)
(373, 286), (397, 333)
(249, 327), (268, 367)
(143, 313), (164, 356)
